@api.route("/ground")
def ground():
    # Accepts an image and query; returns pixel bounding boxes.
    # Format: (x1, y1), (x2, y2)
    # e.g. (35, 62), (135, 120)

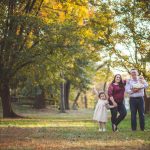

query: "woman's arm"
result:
(123, 80), (126, 86)
(109, 105), (116, 108)
(125, 79), (133, 94)
(110, 97), (117, 107)
(105, 101), (116, 109)
(108, 84), (117, 107)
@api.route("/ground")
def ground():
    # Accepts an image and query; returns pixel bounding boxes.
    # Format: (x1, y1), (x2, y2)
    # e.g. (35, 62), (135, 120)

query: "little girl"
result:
(93, 91), (115, 132)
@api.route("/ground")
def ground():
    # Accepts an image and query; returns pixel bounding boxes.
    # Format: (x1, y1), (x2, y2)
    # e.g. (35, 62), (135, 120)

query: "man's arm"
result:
(126, 81), (140, 94)
(143, 80), (148, 89)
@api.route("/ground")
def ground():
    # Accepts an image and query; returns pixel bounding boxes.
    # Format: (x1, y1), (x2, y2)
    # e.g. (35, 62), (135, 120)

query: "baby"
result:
(132, 75), (145, 89)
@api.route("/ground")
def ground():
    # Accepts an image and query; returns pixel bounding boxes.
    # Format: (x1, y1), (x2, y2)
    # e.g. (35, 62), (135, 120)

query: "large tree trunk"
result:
(64, 80), (70, 110)
(72, 91), (81, 110)
(0, 81), (21, 118)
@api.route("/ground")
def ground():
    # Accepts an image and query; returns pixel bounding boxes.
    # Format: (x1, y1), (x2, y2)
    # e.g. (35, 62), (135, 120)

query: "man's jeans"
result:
(129, 97), (145, 131)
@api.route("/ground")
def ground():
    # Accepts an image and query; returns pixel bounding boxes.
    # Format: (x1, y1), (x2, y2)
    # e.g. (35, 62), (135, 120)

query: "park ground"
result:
(0, 105), (150, 150)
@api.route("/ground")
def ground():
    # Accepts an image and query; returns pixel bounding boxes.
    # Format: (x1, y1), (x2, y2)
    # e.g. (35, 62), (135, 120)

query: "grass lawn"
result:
(0, 106), (150, 150)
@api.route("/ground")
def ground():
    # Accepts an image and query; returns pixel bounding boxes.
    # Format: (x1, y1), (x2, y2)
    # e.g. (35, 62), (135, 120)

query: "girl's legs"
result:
(103, 122), (106, 131)
(99, 122), (106, 132)
(102, 122), (106, 131)
(98, 122), (103, 131)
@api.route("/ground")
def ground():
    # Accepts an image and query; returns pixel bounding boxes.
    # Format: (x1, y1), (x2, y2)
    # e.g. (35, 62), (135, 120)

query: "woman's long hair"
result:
(111, 74), (125, 87)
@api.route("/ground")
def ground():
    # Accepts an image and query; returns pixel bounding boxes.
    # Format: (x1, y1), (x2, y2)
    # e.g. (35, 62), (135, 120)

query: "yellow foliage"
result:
(80, 39), (84, 45)
(84, 29), (94, 37)
(58, 12), (65, 22)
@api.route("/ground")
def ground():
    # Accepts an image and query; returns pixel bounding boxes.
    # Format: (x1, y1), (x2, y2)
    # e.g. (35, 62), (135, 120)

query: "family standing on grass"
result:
(93, 69), (148, 132)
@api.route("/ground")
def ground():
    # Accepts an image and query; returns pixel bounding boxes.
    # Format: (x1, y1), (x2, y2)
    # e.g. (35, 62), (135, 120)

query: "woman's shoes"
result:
(112, 124), (118, 132)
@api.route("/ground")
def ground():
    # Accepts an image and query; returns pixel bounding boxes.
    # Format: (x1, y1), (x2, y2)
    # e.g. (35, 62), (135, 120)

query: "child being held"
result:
(93, 91), (115, 132)
(132, 75), (145, 89)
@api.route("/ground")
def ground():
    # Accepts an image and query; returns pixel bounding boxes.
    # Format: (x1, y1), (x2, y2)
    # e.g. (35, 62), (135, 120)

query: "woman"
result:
(108, 74), (127, 131)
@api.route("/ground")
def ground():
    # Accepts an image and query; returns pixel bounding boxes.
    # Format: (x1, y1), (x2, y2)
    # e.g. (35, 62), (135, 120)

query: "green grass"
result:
(0, 108), (150, 150)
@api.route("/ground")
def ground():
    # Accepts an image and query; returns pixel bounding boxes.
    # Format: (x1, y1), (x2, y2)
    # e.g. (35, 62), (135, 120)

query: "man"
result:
(126, 69), (148, 131)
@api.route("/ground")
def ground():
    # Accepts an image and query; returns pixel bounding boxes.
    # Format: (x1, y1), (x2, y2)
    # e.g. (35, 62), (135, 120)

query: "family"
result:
(93, 69), (148, 132)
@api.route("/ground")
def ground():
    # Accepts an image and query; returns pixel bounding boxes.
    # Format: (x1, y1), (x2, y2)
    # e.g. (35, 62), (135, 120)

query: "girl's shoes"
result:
(99, 128), (106, 132)
(103, 128), (106, 132)
(99, 128), (103, 132)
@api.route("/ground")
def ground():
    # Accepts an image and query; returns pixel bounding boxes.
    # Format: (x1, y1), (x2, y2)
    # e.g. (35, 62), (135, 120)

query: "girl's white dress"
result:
(93, 99), (108, 122)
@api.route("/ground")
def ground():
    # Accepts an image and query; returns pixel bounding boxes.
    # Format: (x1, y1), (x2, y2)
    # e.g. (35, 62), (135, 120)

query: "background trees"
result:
(0, 0), (115, 117)
(111, 0), (150, 79)
(0, 0), (149, 118)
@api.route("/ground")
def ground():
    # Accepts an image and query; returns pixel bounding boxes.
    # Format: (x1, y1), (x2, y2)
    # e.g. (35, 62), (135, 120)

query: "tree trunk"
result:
(103, 81), (107, 92)
(0, 81), (21, 118)
(60, 82), (65, 113)
(84, 91), (88, 109)
(49, 85), (55, 105)
(72, 91), (81, 110)
(64, 80), (70, 110)
(103, 63), (110, 91)
(34, 86), (46, 109)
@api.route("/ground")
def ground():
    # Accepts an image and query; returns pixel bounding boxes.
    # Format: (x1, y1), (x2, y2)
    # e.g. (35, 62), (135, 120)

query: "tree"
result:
(0, 0), (117, 117)
(64, 79), (70, 110)
(0, 0), (47, 117)
(111, 0), (150, 80)
(0, 0), (91, 117)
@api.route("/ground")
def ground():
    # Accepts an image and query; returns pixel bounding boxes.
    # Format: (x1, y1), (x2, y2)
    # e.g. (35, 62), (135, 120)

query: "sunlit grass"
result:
(0, 111), (150, 129)
(0, 119), (95, 127)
